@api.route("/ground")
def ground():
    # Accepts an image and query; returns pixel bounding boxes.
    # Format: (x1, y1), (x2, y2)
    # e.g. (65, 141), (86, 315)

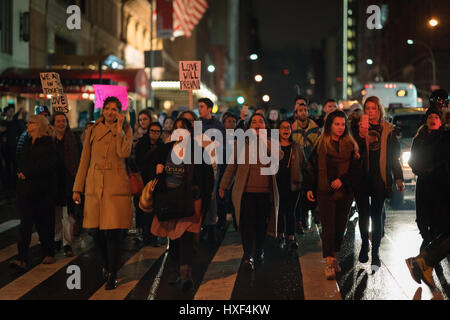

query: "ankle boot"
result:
(358, 241), (369, 263)
(105, 272), (118, 290)
(179, 264), (194, 292)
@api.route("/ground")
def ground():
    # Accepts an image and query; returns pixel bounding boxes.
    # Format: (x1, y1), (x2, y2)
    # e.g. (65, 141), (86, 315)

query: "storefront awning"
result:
(0, 68), (150, 98)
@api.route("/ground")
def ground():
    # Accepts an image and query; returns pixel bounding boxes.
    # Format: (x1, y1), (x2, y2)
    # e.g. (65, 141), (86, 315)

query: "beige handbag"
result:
(139, 178), (158, 213)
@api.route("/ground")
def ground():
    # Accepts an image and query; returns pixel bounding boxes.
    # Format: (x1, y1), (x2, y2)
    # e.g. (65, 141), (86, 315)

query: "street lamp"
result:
(262, 95), (270, 102)
(250, 53), (258, 61)
(428, 18), (439, 27)
(237, 96), (245, 104)
(254, 74), (263, 82)
(366, 58), (374, 65)
(207, 65), (215, 73)
(406, 39), (436, 86)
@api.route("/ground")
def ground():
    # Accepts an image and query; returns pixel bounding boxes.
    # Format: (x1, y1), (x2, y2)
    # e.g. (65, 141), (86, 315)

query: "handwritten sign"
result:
(93, 84), (128, 110)
(179, 61), (201, 91)
(40, 72), (69, 113)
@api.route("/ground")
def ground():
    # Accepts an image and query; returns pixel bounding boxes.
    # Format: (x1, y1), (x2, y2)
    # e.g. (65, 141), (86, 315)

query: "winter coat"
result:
(73, 117), (133, 230)
(291, 118), (320, 161)
(303, 135), (361, 198)
(151, 141), (214, 239)
(352, 120), (403, 198)
(17, 136), (57, 205)
(219, 140), (280, 238)
(134, 135), (164, 184)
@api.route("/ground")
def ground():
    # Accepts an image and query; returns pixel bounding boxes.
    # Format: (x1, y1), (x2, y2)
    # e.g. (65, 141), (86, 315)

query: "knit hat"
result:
(425, 107), (442, 120)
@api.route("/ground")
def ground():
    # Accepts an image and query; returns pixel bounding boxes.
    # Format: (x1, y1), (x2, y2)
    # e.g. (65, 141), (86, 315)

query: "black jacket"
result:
(134, 135), (164, 184)
(154, 141), (214, 208)
(17, 136), (57, 203)
(351, 119), (403, 198)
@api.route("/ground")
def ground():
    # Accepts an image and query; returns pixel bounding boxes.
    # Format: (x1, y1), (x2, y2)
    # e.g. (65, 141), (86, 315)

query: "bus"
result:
(362, 82), (419, 109)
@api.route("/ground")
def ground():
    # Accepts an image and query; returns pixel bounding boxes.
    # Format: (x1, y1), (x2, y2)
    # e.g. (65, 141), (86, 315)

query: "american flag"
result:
(173, 0), (208, 38)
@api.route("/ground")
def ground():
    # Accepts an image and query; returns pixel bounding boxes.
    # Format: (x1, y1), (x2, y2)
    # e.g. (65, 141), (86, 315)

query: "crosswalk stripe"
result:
(90, 245), (167, 300)
(298, 225), (342, 300)
(194, 229), (243, 300)
(0, 219), (20, 233)
(0, 256), (77, 300)
(0, 233), (40, 264)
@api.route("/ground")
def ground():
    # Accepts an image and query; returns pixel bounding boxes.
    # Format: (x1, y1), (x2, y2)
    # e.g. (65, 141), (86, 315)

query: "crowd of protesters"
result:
(1, 88), (448, 292)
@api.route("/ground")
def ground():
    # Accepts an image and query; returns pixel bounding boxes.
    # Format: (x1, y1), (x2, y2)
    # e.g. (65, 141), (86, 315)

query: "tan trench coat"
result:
(219, 141), (280, 238)
(73, 118), (133, 230)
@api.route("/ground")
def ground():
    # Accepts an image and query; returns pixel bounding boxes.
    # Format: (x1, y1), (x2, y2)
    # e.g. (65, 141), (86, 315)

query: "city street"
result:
(0, 189), (447, 300)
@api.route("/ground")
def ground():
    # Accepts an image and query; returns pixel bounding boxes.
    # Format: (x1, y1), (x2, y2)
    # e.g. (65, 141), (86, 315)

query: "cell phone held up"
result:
(361, 114), (369, 129)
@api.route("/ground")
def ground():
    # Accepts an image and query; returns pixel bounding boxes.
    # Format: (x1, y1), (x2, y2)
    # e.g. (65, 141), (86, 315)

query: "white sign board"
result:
(179, 61), (201, 91)
(40, 72), (69, 113)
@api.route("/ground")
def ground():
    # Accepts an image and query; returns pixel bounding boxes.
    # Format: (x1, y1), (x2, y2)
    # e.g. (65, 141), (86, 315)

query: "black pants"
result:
(4, 147), (17, 190)
(92, 229), (124, 275)
(239, 192), (270, 260)
(278, 190), (299, 237)
(317, 191), (353, 258)
(354, 177), (386, 253)
(415, 177), (436, 242)
(168, 231), (195, 266)
(423, 234), (450, 267)
(17, 199), (55, 263)
(296, 188), (317, 226)
(133, 195), (153, 240)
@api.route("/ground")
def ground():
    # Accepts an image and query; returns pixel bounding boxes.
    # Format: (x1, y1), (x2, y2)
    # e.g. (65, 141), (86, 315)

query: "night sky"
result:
(253, 0), (340, 110)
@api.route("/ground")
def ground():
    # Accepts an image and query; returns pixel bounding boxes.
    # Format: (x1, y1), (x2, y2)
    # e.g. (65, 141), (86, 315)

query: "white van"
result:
(363, 82), (418, 108)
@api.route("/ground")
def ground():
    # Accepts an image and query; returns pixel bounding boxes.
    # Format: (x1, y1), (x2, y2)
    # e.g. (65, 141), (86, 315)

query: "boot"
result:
(105, 272), (118, 290)
(179, 264), (194, 292)
(371, 248), (381, 274)
(358, 241), (369, 263)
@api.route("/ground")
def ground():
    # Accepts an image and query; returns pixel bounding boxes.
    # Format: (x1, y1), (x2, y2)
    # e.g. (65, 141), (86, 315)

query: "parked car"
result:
(386, 110), (425, 209)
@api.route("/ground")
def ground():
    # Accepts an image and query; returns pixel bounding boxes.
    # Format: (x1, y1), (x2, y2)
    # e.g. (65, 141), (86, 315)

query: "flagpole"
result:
(149, 0), (155, 110)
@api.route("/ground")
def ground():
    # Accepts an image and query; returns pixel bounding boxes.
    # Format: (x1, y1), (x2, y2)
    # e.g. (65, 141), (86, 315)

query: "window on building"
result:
(0, 0), (13, 54)
(55, 35), (77, 55)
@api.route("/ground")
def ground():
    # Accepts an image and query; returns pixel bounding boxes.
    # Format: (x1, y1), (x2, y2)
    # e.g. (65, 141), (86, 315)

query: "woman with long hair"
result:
(73, 96), (133, 290)
(305, 110), (361, 280)
(133, 109), (152, 147)
(219, 113), (281, 272)
(351, 96), (404, 272)
(10, 115), (57, 269)
(51, 112), (81, 257)
(276, 120), (303, 253)
(151, 118), (214, 292)
(134, 121), (164, 246)
(160, 116), (175, 143)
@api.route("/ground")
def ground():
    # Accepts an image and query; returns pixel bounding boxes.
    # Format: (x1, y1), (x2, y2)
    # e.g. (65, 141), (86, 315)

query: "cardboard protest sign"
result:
(93, 85), (128, 111)
(40, 72), (69, 113)
(179, 61), (201, 91)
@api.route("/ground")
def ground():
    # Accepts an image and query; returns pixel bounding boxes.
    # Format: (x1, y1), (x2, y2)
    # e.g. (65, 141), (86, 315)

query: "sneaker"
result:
(325, 258), (335, 280)
(358, 242), (369, 263)
(42, 256), (56, 264)
(278, 237), (286, 249)
(371, 252), (381, 274)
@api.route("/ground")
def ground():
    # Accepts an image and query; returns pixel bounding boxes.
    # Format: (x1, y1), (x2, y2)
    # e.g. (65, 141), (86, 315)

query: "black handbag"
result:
(154, 186), (195, 221)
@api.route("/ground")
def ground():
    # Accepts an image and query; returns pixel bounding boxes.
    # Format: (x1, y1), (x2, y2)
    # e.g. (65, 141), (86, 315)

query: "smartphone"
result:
(361, 114), (369, 128)
(242, 105), (249, 116)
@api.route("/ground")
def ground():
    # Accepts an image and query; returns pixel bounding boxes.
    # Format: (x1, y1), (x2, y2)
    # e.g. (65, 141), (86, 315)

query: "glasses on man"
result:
(149, 129), (161, 133)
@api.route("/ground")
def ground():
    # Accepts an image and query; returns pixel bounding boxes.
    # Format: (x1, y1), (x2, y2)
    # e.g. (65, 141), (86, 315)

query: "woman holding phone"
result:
(304, 110), (361, 279)
(351, 96), (404, 272)
(73, 96), (133, 290)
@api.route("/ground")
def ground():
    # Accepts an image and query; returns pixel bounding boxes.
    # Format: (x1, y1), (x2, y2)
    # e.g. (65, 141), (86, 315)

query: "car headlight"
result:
(402, 151), (411, 167)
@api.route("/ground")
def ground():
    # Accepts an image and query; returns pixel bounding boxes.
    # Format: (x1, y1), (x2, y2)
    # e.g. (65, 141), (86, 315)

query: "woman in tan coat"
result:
(219, 113), (280, 272)
(73, 96), (132, 290)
